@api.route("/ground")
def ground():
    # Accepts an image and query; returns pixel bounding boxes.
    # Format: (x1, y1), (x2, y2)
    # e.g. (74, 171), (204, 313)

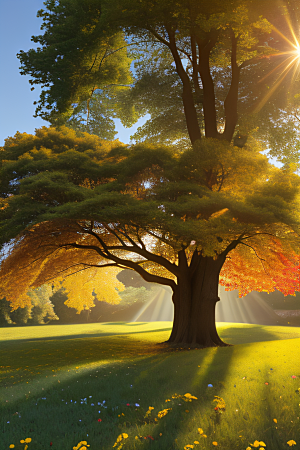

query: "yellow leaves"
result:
(60, 267), (124, 313)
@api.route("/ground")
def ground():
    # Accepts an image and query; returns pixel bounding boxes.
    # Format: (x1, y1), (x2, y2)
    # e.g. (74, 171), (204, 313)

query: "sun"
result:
(253, 13), (300, 112)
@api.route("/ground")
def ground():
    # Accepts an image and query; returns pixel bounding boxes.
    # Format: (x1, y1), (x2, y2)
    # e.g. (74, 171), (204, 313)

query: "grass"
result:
(1, 321), (300, 450)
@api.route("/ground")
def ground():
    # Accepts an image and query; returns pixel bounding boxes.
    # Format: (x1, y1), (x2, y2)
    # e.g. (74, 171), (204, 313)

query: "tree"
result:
(2, 0), (300, 346)
(0, 126), (299, 346)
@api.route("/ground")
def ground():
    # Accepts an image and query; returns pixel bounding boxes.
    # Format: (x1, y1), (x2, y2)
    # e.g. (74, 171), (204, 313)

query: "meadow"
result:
(1, 322), (300, 450)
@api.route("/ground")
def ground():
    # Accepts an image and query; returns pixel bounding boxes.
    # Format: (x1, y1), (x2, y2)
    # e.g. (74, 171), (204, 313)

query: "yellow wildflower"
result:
(194, 441), (200, 445)
(184, 445), (194, 450)
(113, 433), (128, 448)
(250, 441), (266, 448)
(9, 446), (15, 449)
(157, 408), (172, 418)
(184, 393), (198, 400)
(212, 442), (218, 446)
(24, 439), (32, 444)
(287, 441), (297, 447)
(20, 441), (25, 444)
(273, 419), (277, 423)
(198, 428), (203, 435)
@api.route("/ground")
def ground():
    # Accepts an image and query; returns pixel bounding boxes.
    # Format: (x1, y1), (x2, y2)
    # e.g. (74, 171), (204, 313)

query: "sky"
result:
(0, 0), (148, 146)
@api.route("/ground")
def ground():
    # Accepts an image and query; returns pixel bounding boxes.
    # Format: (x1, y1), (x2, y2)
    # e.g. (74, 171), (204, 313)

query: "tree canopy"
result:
(0, 126), (299, 344)
(17, 0), (300, 165)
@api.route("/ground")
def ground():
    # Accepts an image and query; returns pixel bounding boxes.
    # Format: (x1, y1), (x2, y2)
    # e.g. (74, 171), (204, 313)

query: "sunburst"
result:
(253, 13), (300, 112)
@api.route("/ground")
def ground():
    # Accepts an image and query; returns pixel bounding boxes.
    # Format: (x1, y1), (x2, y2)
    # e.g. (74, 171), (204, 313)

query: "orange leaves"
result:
(220, 233), (299, 297)
(0, 220), (124, 312)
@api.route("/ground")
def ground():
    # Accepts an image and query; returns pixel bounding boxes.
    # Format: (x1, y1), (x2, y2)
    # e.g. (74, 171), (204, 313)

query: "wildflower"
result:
(73, 441), (90, 450)
(113, 433), (128, 449)
(287, 441), (296, 447)
(184, 393), (198, 400)
(9, 446), (15, 449)
(249, 441), (266, 448)
(184, 445), (194, 449)
(157, 408), (171, 418)
(98, 418), (102, 422)
(273, 419), (277, 423)
(194, 441), (199, 444)
(212, 443), (218, 446)
(213, 396), (226, 412)
(144, 406), (154, 418)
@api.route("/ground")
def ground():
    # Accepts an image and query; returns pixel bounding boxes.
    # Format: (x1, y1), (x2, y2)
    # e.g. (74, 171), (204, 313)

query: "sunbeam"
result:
(253, 12), (300, 112)
(130, 286), (286, 325)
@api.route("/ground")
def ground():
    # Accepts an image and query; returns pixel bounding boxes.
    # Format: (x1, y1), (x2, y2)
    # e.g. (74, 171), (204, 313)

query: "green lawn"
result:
(1, 322), (300, 450)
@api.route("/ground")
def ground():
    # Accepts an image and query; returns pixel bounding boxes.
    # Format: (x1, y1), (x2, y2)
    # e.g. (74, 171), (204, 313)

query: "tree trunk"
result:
(167, 252), (229, 347)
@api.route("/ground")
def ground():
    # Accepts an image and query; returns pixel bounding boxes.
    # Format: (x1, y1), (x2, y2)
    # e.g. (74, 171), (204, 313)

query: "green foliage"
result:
(17, 0), (133, 124)
(27, 285), (59, 324)
(1, 126), (299, 257)
(0, 298), (12, 325)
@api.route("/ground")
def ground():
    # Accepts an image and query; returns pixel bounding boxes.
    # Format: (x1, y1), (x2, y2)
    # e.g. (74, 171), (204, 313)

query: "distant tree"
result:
(10, 305), (31, 325)
(27, 285), (59, 324)
(0, 298), (12, 325)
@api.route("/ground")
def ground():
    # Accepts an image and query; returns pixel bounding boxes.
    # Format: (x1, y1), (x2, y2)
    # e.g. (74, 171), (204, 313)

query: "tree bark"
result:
(167, 252), (230, 347)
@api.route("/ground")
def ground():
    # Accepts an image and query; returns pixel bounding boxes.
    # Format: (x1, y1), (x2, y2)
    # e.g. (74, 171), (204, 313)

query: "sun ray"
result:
(253, 12), (300, 113)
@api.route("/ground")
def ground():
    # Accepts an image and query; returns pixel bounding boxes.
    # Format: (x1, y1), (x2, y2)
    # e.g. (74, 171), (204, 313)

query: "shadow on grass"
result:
(2, 325), (299, 450)
(218, 323), (300, 345)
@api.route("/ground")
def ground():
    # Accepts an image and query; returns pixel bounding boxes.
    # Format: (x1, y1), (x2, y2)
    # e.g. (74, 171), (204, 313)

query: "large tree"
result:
(0, 126), (299, 346)
(1, 0), (299, 346)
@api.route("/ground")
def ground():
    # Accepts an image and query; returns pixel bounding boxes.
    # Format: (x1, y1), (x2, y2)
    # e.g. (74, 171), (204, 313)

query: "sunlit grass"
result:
(1, 322), (300, 449)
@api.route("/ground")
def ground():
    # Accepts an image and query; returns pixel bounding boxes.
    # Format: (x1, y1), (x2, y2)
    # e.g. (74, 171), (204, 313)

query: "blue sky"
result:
(0, 0), (147, 146)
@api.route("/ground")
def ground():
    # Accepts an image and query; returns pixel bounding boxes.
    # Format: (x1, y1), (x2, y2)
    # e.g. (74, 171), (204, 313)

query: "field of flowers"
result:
(1, 322), (300, 449)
